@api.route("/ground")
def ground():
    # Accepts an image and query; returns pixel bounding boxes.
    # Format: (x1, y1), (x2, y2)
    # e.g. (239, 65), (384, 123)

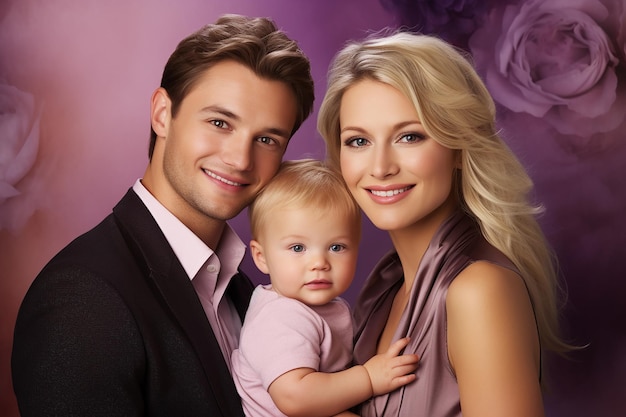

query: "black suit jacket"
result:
(12, 189), (254, 416)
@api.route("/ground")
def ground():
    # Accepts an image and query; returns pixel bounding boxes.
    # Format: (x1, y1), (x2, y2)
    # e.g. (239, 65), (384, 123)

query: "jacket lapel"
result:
(112, 189), (244, 416)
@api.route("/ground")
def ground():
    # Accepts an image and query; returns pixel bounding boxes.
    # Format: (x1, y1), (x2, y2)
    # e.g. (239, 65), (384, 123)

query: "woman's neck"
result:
(388, 202), (458, 292)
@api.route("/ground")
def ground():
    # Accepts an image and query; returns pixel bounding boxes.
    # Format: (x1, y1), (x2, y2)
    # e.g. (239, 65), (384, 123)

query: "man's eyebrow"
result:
(265, 126), (292, 140)
(200, 105), (292, 139)
(200, 105), (240, 121)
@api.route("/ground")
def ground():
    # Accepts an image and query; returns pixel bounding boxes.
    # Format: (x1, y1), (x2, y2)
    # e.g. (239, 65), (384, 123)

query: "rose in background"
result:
(0, 79), (43, 232)
(469, 0), (626, 151)
(379, 0), (515, 49)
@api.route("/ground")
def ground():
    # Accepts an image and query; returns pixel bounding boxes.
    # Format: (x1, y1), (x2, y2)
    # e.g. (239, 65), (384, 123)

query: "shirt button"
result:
(207, 265), (217, 273)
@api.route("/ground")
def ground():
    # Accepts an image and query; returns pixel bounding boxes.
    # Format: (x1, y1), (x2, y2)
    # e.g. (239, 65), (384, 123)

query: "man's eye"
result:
(258, 136), (276, 145)
(290, 245), (304, 253)
(210, 120), (228, 129)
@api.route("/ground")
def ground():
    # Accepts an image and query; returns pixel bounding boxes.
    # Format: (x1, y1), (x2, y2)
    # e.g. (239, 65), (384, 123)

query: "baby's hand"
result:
(362, 337), (419, 396)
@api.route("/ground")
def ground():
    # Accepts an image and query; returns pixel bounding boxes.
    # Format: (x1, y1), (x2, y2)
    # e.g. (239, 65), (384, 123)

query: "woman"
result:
(318, 32), (572, 416)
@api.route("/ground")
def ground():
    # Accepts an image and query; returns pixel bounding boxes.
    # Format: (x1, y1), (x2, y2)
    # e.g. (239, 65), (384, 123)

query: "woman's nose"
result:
(370, 145), (398, 179)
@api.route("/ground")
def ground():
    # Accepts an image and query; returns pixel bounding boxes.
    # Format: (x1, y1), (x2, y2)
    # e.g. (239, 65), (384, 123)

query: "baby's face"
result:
(251, 205), (359, 306)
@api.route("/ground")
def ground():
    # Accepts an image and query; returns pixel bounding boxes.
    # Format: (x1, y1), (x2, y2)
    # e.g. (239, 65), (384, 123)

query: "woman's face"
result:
(338, 79), (458, 233)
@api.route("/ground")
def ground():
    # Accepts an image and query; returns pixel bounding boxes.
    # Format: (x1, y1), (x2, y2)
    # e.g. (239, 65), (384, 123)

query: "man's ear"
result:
(250, 240), (270, 275)
(150, 87), (171, 138)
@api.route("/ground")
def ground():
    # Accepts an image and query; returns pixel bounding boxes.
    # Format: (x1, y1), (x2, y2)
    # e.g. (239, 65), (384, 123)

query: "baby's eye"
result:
(289, 244), (305, 253)
(329, 244), (345, 252)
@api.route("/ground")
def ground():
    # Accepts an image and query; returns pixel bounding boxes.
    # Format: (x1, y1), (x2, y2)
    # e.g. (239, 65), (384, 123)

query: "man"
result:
(12, 14), (314, 416)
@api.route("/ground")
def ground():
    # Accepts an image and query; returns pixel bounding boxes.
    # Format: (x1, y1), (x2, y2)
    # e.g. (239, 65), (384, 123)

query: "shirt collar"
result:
(132, 179), (245, 279)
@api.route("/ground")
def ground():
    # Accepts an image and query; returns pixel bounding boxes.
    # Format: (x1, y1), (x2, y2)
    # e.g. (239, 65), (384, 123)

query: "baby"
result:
(231, 159), (419, 417)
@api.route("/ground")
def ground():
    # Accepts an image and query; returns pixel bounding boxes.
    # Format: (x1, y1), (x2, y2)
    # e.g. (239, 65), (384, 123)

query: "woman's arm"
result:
(447, 261), (544, 417)
(267, 337), (418, 417)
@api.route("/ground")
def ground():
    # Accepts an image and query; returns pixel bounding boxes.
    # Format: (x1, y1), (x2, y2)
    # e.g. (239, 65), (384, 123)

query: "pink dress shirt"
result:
(133, 179), (245, 370)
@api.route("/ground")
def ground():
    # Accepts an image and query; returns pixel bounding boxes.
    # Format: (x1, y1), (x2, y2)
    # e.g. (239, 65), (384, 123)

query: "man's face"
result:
(148, 60), (298, 235)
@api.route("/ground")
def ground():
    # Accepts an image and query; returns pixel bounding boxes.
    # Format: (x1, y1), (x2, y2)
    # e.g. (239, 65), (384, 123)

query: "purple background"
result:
(1, 0), (624, 416)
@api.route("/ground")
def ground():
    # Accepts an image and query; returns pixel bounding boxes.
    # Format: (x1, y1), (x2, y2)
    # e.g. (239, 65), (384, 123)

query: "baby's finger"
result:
(391, 362), (419, 377)
(390, 373), (417, 389)
(385, 337), (411, 356)
(393, 353), (420, 366)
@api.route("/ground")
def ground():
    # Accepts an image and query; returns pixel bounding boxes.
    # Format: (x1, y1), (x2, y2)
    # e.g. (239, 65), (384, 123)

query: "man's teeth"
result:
(205, 170), (242, 186)
(370, 187), (410, 197)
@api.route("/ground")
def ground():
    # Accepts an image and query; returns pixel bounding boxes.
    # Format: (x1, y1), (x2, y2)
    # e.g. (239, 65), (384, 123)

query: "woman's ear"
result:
(250, 240), (270, 275)
(150, 87), (171, 138)
(455, 150), (463, 170)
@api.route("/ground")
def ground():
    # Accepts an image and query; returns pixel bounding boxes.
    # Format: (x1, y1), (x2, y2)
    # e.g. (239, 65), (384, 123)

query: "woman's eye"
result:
(290, 245), (305, 253)
(399, 133), (424, 143)
(330, 244), (345, 252)
(344, 137), (369, 147)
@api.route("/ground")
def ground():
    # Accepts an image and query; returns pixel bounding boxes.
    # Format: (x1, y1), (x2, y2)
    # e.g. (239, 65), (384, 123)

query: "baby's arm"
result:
(268, 337), (418, 417)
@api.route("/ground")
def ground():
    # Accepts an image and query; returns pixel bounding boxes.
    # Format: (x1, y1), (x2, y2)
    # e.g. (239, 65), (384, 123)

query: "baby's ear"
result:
(250, 240), (270, 274)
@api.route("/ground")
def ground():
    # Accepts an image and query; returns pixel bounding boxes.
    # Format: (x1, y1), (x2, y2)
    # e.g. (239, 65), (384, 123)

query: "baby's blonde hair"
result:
(249, 159), (361, 241)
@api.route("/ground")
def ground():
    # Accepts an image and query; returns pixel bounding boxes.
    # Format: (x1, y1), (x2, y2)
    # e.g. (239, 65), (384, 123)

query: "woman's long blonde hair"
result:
(318, 32), (572, 354)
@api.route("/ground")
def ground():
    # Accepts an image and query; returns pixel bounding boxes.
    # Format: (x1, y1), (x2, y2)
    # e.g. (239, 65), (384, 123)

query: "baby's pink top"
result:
(232, 284), (353, 417)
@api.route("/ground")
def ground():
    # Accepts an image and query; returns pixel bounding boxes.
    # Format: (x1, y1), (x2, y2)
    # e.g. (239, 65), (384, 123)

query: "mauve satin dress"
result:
(353, 210), (521, 416)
